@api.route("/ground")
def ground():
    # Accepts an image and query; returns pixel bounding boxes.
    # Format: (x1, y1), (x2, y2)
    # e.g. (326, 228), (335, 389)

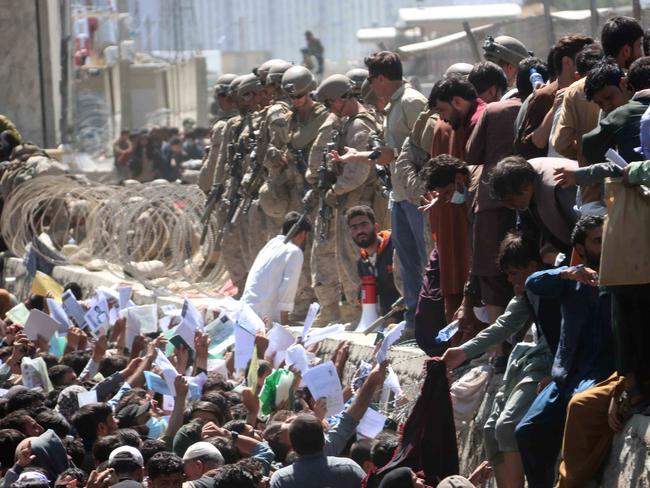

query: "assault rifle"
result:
(368, 132), (392, 198)
(283, 189), (316, 244)
(317, 137), (338, 242)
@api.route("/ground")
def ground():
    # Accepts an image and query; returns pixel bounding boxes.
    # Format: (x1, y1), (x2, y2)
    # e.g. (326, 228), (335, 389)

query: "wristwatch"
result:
(230, 430), (239, 442)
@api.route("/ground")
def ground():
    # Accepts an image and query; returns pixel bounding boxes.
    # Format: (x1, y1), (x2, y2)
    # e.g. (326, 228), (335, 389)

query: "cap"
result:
(213, 73), (238, 96)
(109, 446), (145, 468)
(182, 442), (225, 466)
(266, 60), (294, 86)
(115, 401), (150, 427)
(281, 66), (317, 97)
(483, 35), (530, 66)
(444, 62), (474, 79)
(345, 68), (369, 95)
(314, 74), (354, 104)
(436, 475), (476, 488)
(254, 59), (286, 84)
(237, 73), (264, 96)
(55, 385), (87, 420)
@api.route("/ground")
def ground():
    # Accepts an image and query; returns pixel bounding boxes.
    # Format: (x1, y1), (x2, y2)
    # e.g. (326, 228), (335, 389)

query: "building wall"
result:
(0, 0), (61, 147)
(127, 0), (521, 70)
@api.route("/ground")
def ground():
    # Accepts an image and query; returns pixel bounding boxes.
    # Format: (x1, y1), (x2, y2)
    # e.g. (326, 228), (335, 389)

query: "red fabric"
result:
(363, 359), (459, 487)
(428, 99), (487, 297)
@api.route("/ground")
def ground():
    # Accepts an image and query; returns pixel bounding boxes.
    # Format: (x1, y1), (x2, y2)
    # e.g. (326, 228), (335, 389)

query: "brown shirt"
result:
(515, 81), (557, 159)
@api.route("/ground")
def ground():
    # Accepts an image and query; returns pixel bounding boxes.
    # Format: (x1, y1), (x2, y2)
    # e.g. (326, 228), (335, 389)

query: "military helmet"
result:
(213, 73), (238, 96)
(229, 75), (246, 96)
(345, 68), (369, 95)
(483, 35), (531, 66)
(237, 73), (264, 96)
(254, 59), (286, 85)
(266, 60), (294, 86)
(443, 63), (474, 79)
(360, 78), (380, 107)
(281, 66), (317, 97)
(314, 74), (354, 104)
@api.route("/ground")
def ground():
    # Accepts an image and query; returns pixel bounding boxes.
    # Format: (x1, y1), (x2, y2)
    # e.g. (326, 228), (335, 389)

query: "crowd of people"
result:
(0, 13), (649, 488)
(112, 121), (208, 183)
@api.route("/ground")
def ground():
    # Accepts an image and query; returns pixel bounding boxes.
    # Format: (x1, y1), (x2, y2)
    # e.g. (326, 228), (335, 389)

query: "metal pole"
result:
(542, 0), (555, 52)
(589, 0), (599, 38)
(462, 22), (481, 62)
(633, 0), (642, 21)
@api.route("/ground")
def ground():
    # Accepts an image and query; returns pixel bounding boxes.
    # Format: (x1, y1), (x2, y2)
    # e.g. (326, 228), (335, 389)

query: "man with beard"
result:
(515, 215), (614, 488)
(241, 212), (311, 325)
(346, 205), (402, 321)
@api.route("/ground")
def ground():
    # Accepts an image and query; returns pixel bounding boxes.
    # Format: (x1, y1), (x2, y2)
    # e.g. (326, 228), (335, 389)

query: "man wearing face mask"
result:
(417, 155), (475, 350)
(422, 77), (487, 346)
(116, 401), (168, 440)
(241, 212), (311, 325)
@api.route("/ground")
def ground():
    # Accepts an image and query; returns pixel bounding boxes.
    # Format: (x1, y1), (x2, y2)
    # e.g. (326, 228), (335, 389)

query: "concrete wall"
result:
(0, 0), (61, 147)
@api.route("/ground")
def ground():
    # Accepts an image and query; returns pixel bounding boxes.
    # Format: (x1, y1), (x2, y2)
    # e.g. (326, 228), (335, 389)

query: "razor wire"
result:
(1, 176), (229, 296)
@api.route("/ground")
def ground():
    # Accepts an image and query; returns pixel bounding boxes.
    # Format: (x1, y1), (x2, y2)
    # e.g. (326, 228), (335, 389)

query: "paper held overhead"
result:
(24, 309), (59, 342)
(31, 271), (64, 302)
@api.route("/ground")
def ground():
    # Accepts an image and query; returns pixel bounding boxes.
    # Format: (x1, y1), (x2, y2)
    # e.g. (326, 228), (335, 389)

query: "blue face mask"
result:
(145, 416), (167, 439)
(450, 186), (467, 205)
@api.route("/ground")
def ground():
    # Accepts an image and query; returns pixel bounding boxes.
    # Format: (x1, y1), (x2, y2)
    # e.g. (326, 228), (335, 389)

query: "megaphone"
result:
(356, 275), (380, 332)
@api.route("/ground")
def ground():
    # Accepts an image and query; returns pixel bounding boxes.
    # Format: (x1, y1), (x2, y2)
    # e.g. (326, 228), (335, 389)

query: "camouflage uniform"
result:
(307, 112), (344, 323)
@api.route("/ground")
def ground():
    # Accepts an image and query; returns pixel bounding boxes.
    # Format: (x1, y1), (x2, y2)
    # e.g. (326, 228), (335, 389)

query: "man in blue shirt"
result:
(515, 215), (614, 488)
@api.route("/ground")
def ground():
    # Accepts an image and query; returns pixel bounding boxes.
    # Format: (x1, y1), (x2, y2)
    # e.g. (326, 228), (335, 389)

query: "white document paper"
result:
(21, 357), (53, 392)
(77, 389), (98, 407)
(162, 395), (175, 412)
(302, 360), (344, 417)
(84, 297), (110, 335)
(127, 305), (158, 334)
(61, 290), (87, 328)
(24, 309), (59, 342)
(236, 301), (265, 332)
(205, 313), (235, 348)
(171, 318), (197, 351)
(301, 302), (320, 340)
(118, 286), (133, 310)
(97, 286), (120, 302)
(285, 344), (310, 374)
(161, 304), (181, 315)
(234, 319), (257, 370)
(154, 349), (179, 395)
(304, 323), (344, 348)
(376, 321), (406, 363)
(265, 324), (296, 367)
(357, 408), (387, 438)
(47, 298), (70, 334)
(181, 298), (205, 331)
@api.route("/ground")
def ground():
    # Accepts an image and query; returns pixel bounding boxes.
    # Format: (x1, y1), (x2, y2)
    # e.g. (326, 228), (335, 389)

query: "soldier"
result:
(243, 60), (293, 262)
(345, 68), (369, 96)
(261, 65), (329, 318)
(482, 35), (530, 96)
(318, 74), (382, 324)
(198, 73), (239, 195)
(214, 73), (265, 293)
